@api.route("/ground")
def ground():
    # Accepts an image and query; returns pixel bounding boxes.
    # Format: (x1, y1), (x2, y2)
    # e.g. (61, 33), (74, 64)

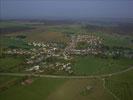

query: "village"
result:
(4, 38), (73, 74)
(65, 34), (103, 55)
(4, 34), (133, 75)
(1, 1), (133, 99)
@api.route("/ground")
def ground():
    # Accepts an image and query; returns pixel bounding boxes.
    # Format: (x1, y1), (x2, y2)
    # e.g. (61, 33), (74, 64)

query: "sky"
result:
(1, 0), (133, 19)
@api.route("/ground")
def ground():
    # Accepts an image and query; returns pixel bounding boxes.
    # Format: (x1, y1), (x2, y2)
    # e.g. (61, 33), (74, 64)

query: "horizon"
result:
(1, 0), (133, 20)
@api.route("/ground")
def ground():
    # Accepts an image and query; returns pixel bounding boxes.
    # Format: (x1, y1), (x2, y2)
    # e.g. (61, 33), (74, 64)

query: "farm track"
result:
(0, 66), (132, 100)
(0, 66), (133, 79)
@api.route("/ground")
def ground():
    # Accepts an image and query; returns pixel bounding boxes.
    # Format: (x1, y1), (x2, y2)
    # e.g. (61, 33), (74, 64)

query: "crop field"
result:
(27, 31), (70, 44)
(45, 25), (86, 34)
(0, 77), (66, 100)
(0, 76), (22, 94)
(105, 70), (133, 100)
(26, 25), (133, 48)
(46, 79), (114, 100)
(91, 32), (133, 48)
(0, 36), (32, 49)
(0, 56), (25, 72)
(25, 24), (86, 44)
(0, 76), (20, 85)
(73, 56), (133, 75)
(1, 22), (132, 48)
(0, 77), (115, 100)
(0, 21), (33, 34)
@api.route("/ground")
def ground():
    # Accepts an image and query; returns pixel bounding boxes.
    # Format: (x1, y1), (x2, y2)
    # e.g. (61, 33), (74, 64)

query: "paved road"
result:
(0, 67), (133, 79)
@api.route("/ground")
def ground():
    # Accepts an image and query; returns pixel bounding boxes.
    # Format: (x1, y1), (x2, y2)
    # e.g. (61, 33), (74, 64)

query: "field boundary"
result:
(0, 66), (133, 79)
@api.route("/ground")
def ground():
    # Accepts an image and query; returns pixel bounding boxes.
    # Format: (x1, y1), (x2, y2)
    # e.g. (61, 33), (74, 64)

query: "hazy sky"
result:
(1, 0), (133, 19)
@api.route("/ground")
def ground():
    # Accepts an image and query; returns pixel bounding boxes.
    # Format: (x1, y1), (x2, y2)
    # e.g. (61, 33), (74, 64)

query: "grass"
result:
(105, 70), (133, 100)
(76, 41), (89, 49)
(0, 77), (66, 100)
(46, 25), (85, 34)
(27, 31), (70, 44)
(0, 76), (20, 86)
(44, 25), (133, 48)
(90, 32), (133, 48)
(2, 22), (132, 49)
(25, 24), (86, 43)
(0, 78), (114, 100)
(46, 79), (114, 100)
(0, 21), (32, 30)
(0, 56), (24, 72)
(0, 21), (26, 28)
(73, 56), (133, 75)
(0, 36), (32, 49)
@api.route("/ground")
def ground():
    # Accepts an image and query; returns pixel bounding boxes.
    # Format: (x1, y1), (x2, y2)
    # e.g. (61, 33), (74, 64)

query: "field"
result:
(91, 32), (133, 48)
(0, 56), (25, 72)
(46, 79), (114, 100)
(105, 69), (133, 100)
(0, 76), (20, 86)
(0, 21), (133, 100)
(27, 31), (70, 44)
(0, 77), (66, 100)
(73, 56), (133, 75)
(0, 70), (132, 100)
(0, 77), (115, 100)
(1, 21), (133, 48)
(0, 21), (33, 34)
(0, 36), (32, 49)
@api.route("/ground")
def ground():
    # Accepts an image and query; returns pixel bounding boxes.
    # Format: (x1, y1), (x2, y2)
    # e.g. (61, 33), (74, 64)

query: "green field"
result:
(0, 21), (30, 28)
(0, 76), (20, 85)
(40, 25), (133, 48)
(0, 36), (32, 49)
(73, 56), (133, 75)
(105, 70), (133, 100)
(0, 56), (25, 72)
(1, 21), (132, 49)
(0, 77), (115, 100)
(0, 71), (132, 100)
(0, 77), (66, 100)
(0, 21), (33, 34)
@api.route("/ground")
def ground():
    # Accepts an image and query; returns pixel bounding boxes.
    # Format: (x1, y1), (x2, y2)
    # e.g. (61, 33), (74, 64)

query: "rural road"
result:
(0, 67), (133, 79)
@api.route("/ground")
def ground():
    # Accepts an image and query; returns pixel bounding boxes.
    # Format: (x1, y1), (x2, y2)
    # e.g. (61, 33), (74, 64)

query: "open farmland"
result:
(0, 77), (66, 100)
(0, 20), (133, 100)
(0, 76), (21, 86)
(46, 79), (114, 100)
(0, 36), (32, 49)
(26, 24), (133, 48)
(73, 56), (133, 75)
(1, 0), (133, 99)
(90, 32), (133, 48)
(0, 21), (34, 34)
(27, 32), (70, 44)
(0, 56), (25, 72)
(105, 69), (133, 100)
(0, 77), (115, 100)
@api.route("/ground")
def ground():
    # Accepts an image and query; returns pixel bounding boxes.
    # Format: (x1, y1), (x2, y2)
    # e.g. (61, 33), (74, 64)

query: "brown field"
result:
(27, 32), (70, 43)
(47, 79), (114, 100)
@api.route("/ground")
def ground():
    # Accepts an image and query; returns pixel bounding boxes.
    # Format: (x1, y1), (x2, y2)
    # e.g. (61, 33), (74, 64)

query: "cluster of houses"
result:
(65, 34), (103, 55)
(28, 42), (47, 47)
(5, 41), (73, 74)
(5, 34), (132, 75)
(5, 49), (32, 55)
(55, 62), (73, 74)
(77, 35), (102, 45)
(103, 47), (133, 58)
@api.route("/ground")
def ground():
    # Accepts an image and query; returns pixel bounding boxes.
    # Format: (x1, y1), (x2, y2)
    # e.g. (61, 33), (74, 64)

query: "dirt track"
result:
(0, 66), (133, 79)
